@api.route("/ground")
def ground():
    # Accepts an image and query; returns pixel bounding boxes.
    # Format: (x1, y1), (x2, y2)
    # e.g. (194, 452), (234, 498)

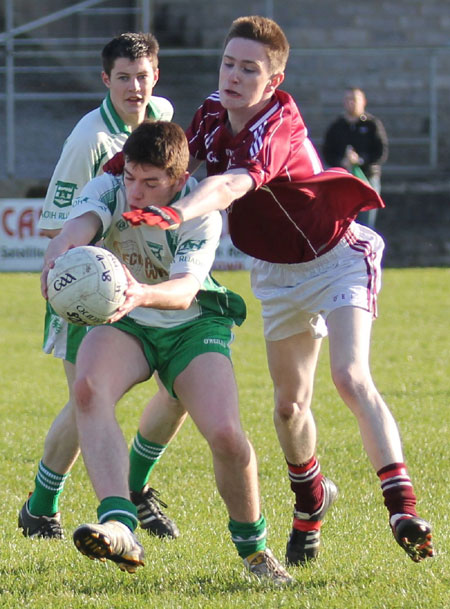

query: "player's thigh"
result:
(153, 371), (180, 407)
(174, 352), (240, 437)
(76, 325), (150, 399)
(265, 331), (322, 403)
(63, 359), (76, 395)
(327, 306), (373, 375)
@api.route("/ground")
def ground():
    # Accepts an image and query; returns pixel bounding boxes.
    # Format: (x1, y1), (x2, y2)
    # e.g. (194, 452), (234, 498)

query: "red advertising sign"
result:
(0, 201), (251, 272)
(0, 199), (48, 271)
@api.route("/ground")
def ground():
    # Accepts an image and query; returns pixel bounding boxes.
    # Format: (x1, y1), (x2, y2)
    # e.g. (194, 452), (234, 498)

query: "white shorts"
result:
(251, 223), (384, 341)
(43, 302), (89, 364)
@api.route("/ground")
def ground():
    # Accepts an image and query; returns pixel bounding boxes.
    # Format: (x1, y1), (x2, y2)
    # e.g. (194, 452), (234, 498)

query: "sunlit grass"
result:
(0, 269), (448, 608)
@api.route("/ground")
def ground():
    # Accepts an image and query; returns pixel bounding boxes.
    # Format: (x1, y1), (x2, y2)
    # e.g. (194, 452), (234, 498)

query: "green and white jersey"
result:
(68, 174), (246, 329)
(38, 93), (173, 231)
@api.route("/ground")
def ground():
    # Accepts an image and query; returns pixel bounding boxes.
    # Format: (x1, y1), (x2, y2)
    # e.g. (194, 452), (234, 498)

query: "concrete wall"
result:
(376, 180), (450, 267)
(1, 0), (449, 266)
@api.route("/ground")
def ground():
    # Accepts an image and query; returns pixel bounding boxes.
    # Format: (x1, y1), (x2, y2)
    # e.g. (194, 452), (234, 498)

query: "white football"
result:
(47, 246), (128, 326)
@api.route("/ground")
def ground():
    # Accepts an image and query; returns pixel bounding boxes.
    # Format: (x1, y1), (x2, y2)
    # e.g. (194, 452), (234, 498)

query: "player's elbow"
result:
(177, 295), (196, 310)
(226, 178), (252, 206)
(208, 180), (236, 211)
(168, 275), (200, 309)
(213, 173), (253, 211)
(40, 228), (61, 239)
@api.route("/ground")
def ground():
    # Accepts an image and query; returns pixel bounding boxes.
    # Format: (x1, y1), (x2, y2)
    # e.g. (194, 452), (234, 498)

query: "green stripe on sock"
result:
(129, 431), (167, 492)
(97, 496), (138, 531)
(228, 514), (267, 558)
(28, 461), (69, 516)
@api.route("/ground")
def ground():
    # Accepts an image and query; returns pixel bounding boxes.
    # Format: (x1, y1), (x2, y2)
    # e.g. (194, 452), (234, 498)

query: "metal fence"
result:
(1, 0), (448, 181)
(0, 0), (154, 178)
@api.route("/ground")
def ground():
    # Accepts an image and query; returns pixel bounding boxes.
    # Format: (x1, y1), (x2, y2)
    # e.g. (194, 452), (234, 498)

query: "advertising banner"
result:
(0, 199), (47, 271)
(0, 200), (251, 272)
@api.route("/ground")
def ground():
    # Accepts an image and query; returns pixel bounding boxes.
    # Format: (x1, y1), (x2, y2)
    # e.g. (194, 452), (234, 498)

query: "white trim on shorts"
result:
(43, 316), (70, 359)
(251, 222), (385, 341)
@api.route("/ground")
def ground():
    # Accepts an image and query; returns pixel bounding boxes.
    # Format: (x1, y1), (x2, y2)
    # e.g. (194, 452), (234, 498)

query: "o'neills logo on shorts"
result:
(203, 338), (227, 348)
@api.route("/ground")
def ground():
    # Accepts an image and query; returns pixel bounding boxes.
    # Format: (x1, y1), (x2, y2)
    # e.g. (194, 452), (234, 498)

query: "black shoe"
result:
(130, 486), (180, 539)
(392, 516), (434, 562)
(286, 477), (338, 565)
(18, 499), (63, 539)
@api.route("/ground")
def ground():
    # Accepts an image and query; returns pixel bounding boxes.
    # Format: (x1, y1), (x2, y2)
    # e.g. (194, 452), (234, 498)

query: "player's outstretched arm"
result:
(174, 169), (254, 220)
(122, 170), (255, 229)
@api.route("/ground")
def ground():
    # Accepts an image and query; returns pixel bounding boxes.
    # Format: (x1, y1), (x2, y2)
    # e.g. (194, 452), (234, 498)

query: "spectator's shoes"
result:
(130, 485), (179, 539)
(73, 520), (145, 573)
(392, 516), (434, 562)
(243, 549), (293, 585)
(286, 477), (338, 565)
(18, 500), (63, 539)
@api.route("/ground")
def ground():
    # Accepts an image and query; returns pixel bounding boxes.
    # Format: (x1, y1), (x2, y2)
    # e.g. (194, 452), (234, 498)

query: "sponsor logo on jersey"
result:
(40, 210), (69, 221)
(177, 239), (206, 254)
(116, 218), (128, 232)
(146, 241), (164, 261)
(117, 248), (168, 280)
(113, 241), (168, 280)
(53, 181), (77, 208)
(207, 151), (220, 163)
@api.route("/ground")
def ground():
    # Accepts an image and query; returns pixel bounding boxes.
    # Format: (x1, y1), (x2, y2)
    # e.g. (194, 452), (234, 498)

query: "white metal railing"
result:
(0, 0), (151, 177)
(0, 0), (447, 178)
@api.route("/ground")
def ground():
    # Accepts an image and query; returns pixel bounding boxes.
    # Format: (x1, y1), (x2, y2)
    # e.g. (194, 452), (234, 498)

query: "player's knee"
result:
(208, 424), (247, 460)
(331, 364), (369, 402)
(73, 375), (99, 413)
(275, 397), (310, 422)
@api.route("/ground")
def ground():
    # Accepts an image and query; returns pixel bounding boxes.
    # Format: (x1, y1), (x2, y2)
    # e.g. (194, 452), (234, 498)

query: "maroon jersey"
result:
(186, 89), (384, 263)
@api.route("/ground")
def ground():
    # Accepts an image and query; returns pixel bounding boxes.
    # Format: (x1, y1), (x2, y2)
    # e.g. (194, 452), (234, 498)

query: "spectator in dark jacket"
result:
(323, 88), (388, 227)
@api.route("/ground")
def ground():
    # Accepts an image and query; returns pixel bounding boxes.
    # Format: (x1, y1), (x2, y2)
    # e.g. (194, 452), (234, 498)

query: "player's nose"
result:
(128, 77), (140, 91)
(128, 183), (144, 202)
(229, 67), (240, 82)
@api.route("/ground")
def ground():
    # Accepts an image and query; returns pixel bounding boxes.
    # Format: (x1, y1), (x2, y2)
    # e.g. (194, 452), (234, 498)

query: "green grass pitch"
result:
(0, 268), (448, 608)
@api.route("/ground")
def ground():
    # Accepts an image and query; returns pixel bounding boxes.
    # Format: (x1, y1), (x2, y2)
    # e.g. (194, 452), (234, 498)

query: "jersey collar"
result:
(169, 177), (194, 205)
(100, 93), (163, 135)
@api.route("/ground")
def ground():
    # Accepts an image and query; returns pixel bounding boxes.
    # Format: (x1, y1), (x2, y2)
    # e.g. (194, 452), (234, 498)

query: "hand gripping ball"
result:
(47, 246), (128, 326)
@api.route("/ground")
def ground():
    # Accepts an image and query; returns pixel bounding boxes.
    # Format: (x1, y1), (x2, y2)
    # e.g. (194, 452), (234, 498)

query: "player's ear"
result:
(101, 71), (111, 88)
(175, 171), (190, 190)
(152, 68), (160, 87)
(266, 72), (284, 93)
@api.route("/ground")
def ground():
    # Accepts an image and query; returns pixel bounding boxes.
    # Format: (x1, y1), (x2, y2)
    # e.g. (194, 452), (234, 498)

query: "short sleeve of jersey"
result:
(39, 109), (121, 231)
(170, 211), (222, 286)
(68, 173), (121, 238)
(150, 96), (174, 121)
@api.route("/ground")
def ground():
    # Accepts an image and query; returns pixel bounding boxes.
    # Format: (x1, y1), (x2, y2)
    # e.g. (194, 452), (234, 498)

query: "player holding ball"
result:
(40, 120), (292, 583)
